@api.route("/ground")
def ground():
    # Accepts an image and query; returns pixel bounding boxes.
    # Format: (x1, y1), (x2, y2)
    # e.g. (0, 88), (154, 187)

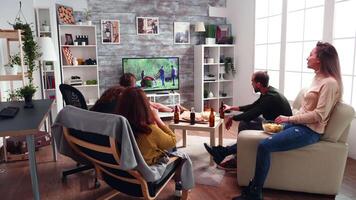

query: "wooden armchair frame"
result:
(63, 127), (188, 200)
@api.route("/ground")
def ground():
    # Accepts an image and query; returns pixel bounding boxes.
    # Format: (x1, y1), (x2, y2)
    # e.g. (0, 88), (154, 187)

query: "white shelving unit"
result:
(147, 92), (180, 118)
(147, 92), (180, 107)
(58, 24), (100, 105)
(0, 30), (25, 102)
(34, 8), (57, 102)
(194, 44), (235, 112)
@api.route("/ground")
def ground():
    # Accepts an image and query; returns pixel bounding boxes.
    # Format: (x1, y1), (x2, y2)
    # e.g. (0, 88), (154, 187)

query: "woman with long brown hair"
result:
(234, 42), (342, 200)
(117, 87), (176, 165)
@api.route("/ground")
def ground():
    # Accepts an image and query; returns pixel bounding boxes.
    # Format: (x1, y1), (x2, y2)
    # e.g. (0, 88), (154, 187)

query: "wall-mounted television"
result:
(122, 57), (179, 92)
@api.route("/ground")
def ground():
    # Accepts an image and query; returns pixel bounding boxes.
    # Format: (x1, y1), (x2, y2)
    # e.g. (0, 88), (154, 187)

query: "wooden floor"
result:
(1, 124), (356, 200)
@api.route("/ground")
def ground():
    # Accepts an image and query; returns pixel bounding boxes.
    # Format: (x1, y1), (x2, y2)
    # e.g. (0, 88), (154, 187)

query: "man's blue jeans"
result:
(253, 123), (321, 187)
(225, 117), (264, 155)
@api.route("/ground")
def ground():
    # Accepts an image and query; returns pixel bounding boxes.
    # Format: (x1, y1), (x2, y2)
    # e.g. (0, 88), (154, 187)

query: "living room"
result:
(0, 0), (356, 200)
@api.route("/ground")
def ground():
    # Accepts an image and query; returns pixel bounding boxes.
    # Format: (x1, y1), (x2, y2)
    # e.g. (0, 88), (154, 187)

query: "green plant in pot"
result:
(83, 8), (92, 25)
(10, 19), (41, 108)
(205, 24), (216, 44)
(4, 53), (21, 75)
(224, 57), (236, 77)
(17, 84), (37, 108)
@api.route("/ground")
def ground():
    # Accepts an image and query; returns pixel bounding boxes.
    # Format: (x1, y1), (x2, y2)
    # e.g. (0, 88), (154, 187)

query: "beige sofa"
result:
(236, 90), (355, 195)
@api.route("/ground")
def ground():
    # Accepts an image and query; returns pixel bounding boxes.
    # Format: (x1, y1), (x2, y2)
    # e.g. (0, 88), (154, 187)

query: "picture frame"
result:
(216, 24), (232, 44)
(56, 4), (75, 25)
(62, 47), (73, 65)
(65, 33), (73, 45)
(101, 20), (120, 44)
(136, 17), (159, 35)
(174, 22), (190, 44)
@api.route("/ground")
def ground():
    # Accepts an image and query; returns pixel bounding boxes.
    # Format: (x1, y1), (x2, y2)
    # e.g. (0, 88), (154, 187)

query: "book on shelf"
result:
(44, 75), (56, 89)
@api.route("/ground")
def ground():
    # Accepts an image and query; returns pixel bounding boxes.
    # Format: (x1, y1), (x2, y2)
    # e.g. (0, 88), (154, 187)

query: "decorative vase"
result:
(205, 38), (216, 45)
(42, 25), (50, 32)
(24, 94), (34, 108)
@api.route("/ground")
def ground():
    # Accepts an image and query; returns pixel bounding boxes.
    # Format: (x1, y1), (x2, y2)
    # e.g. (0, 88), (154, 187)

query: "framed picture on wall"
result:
(101, 20), (120, 44)
(136, 17), (159, 35)
(56, 4), (75, 25)
(174, 22), (190, 44)
(216, 24), (232, 44)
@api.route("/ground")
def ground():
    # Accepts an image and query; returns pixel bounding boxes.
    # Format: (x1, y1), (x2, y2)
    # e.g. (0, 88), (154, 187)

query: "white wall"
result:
(226, 0), (258, 107)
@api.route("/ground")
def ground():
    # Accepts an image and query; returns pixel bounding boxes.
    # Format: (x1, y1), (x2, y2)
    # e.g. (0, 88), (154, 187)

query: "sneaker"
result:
(174, 181), (182, 197)
(217, 157), (237, 171)
(204, 143), (226, 164)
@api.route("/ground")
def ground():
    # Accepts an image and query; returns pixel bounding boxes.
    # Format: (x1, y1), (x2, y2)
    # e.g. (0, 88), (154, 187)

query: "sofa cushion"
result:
(322, 102), (354, 142)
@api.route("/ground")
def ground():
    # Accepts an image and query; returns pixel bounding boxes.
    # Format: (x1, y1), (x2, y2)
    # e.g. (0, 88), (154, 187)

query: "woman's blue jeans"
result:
(253, 123), (321, 187)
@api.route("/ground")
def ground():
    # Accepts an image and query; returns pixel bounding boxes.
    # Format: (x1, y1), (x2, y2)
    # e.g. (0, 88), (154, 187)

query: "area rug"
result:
(176, 135), (236, 187)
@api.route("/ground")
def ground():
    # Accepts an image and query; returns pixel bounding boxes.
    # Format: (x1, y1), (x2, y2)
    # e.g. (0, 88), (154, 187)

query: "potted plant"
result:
(83, 9), (92, 25)
(205, 24), (216, 44)
(4, 53), (21, 75)
(6, 89), (20, 102)
(10, 20), (41, 108)
(224, 57), (236, 77)
(17, 84), (37, 108)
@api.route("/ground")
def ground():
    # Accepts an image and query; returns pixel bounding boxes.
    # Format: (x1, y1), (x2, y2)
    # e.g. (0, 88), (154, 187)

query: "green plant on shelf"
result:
(224, 57), (236, 76)
(86, 80), (97, 85)
(5, 53), (21, 68)
(205, 24), (216, 38)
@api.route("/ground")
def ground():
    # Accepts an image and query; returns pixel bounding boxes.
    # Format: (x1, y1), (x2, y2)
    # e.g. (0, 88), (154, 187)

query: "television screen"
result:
(122, 57), (179, 92)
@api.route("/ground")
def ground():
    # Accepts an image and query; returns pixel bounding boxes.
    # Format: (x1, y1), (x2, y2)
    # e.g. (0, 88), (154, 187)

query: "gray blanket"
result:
(52, 106), (194, 189)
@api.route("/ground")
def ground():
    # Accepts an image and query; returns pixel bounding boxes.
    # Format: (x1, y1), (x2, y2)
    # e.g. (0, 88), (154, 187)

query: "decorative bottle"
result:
(174, 105), (180, 124)
(209, 108), (215, 127)
(219, 101), (225, 119)
(190, 107), (195, 125)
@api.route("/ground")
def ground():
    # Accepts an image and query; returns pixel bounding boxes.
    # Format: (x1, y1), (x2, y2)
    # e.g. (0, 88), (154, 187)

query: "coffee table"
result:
(169, 118), (224, 165)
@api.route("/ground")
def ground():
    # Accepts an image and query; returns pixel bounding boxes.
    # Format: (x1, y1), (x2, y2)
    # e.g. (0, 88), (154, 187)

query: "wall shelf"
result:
(194, 44), (235, 112)
(58, 24), (100, 105)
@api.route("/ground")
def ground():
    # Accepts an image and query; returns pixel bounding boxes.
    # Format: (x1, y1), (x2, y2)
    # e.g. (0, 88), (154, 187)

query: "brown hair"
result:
(117, 87), (153, 136)
(119, 73), (136, 87)
(91, 86), (124, 113)
(253, 71), (269, 87)
(316, 41), (343, 97)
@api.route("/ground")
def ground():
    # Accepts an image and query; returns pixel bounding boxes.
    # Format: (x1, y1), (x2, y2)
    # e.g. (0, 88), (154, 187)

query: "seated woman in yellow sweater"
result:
(116, 87), (176, 165)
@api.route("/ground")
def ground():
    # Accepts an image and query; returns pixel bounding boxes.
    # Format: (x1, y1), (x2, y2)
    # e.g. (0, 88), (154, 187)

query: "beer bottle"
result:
(190, 107), (195, 125)
(174, 105), (179, 124)
(219, 101), (225, 119)
(209, 108), (215, 127)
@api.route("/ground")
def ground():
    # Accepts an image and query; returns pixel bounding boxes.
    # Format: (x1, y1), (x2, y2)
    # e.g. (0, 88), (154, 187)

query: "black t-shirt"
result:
(232, 86), (292, 121)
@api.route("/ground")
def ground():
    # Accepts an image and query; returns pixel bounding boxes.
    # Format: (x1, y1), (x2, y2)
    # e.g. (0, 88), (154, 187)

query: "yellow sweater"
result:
(135, 124), (176, 165)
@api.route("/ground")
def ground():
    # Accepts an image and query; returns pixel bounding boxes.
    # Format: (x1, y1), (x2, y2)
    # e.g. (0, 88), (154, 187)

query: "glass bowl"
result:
(262, 120), (283, 133)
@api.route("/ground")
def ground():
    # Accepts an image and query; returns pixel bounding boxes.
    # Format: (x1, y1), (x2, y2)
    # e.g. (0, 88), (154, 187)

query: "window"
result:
(284, 0), (324, 100)
(254, 0), (282, 89)
(254, 0), (356, 106)
(333, 0), (356, 108)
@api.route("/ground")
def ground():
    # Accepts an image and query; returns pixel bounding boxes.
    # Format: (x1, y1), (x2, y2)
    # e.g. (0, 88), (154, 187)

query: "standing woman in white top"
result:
(233, 42), (343, 200)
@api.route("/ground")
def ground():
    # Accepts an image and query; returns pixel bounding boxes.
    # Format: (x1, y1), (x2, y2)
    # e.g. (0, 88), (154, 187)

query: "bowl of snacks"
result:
(262, 120), (283, 134)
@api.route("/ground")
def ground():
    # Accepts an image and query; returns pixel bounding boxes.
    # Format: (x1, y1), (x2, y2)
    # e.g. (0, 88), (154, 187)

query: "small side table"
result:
(169, 118), (224, 165)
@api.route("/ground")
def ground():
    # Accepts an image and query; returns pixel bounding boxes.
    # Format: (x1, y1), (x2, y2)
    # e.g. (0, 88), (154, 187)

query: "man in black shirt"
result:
(204, 71), (292, 169)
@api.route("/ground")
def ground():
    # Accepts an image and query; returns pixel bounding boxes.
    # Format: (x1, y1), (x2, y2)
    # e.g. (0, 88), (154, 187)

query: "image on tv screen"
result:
(122, 57), (179, 92)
